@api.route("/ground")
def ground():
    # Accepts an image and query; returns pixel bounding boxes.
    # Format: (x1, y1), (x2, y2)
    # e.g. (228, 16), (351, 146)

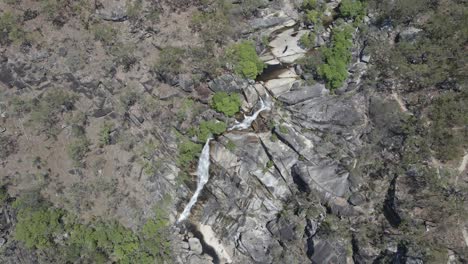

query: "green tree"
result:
(339, 0), (365, 19)
(198, 120), (227, 141)
(211, 91), (241, 117)
(226, 41), (265, 79)
(317, 25), (353, 89)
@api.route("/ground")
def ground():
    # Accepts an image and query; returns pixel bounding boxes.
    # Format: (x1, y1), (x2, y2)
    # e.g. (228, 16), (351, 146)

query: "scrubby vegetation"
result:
(11, 192), (171, 263)
(68, 137), (90, 166)
(153, 46), (186, 81)
(198, 120), (227, 142)
(226, 41), (265, 80)
(178, 139), (202, 169)
(211, 92), (242, 117)
(0, 11), (29, 45)
(317, 25), (353, 89)
(339, 0), (366, 20)
(28, 89), (77, 137)
(299, 32), (316, 49)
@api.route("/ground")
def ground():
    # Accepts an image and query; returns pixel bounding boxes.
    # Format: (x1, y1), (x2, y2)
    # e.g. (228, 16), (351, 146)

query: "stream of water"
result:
(178, 95), (272, 222)
(229, 95), (272, 131)
(177, 137), (212, 223)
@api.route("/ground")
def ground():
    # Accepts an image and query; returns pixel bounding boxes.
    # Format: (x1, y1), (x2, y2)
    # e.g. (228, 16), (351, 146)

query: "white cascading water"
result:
(177, 137), (212, 223)
(229, 95), (272, 131)
(177, 95), (272, 223)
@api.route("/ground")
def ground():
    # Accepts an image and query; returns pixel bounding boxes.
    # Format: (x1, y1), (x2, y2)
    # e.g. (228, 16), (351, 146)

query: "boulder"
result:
(269, 29), (308, 63)
(278, 83), (328, 105)
(188, 237), (203, 255)
(310, 239), (347, 264)
(96, 0), (128, 21)
(264, 78), (297, 97)
(208, 74), (248, 93)
(292, 162), (350, 198)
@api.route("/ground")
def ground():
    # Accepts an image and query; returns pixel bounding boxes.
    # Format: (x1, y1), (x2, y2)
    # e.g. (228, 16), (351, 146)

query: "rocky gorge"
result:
(0, 0), (467, 264)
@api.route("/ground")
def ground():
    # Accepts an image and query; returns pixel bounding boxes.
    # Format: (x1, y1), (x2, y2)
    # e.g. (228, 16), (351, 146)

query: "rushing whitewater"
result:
(177, 96), (271, 222)
(177, 137), (212, 223)
(229, 95), (272, 131)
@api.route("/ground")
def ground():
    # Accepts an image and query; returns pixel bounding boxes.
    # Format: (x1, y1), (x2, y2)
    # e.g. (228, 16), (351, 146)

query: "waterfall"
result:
(229, 95), (272, 131)
(177, 96), (271, 223)
(177, 137), (212, 223)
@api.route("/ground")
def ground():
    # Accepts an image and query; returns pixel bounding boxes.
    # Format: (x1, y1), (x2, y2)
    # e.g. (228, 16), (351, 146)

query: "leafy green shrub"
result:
(304, 9), (322, 24)
(178, 140), (202, 168)
(0, 12), (28, 45)
(12, 192), (172, 263)
(154, 47), (185, 75)
(14, 200), (64, 249)
(318, 25), (353, 89)
(299, 32), (316, 49)
(68, 137), (90, 166)
(211, 92), (241, 117)
(198, 120), (227, 141)
(99, 122), (114, 146)
(301, 0), (317, 10)
(339, 0), (365, 19)
(226, 41), (265, 79)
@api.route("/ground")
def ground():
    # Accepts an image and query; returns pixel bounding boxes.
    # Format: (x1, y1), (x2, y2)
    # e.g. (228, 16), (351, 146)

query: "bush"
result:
(211, 92), (241, 117)
(226, 41), (265, 80)
(317, 25), (353, 89)
(92, 24), (117, 45)
(99, 123), (114, 146)
(154, 47), (185, 76)
(198, 120), (227, 141)
(0, 12), (28, 45)
(13, 199), (64, 249)
(12, 193), (172, 263)
(301, 0), (317, 10)
(339, 0), (365, 19)
(178, 140), (202, 168)
(190, 3), (234, 45)
(68, 137), (90, 166)
(304, 9), (322, 24)
(29, 89), (77, 137)
(299, 32), (316, 49)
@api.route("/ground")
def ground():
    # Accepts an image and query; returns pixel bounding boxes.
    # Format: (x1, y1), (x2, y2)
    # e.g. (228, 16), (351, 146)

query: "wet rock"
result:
(278, 83), (328, 105)
(96, 0), (128, 21)
(208, 74), (249, 93)
(188, 237), (203, 255)
(241, 84), (259, 110)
